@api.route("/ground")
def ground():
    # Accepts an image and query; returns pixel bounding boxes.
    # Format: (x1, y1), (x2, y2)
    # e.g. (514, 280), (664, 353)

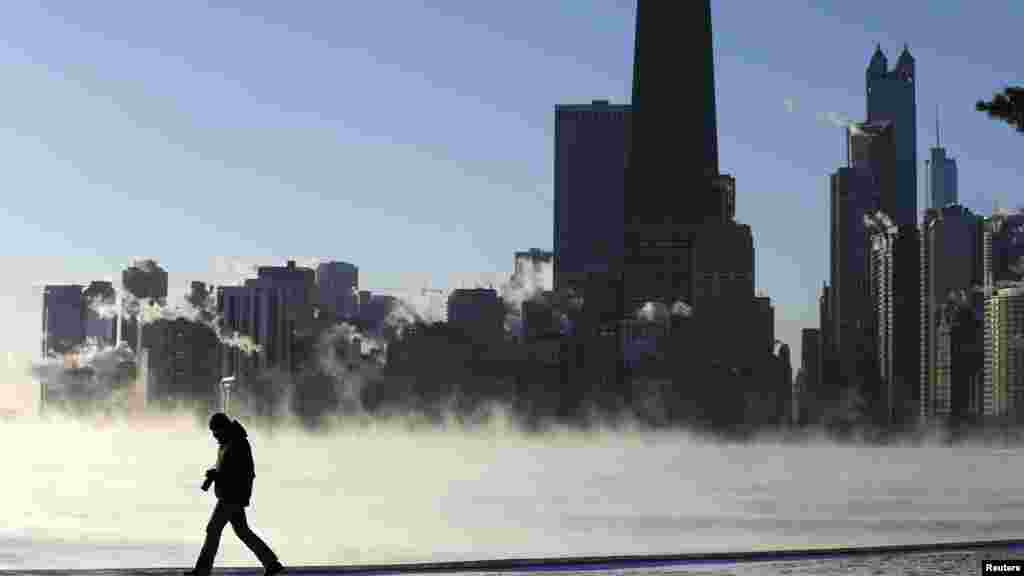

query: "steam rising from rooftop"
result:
(782, 98), (865, 139)
(816, 111), (865, 135)
(93, 285), (264, 356)
(635, 301), (693, 323)
(863, 211), (897, 234)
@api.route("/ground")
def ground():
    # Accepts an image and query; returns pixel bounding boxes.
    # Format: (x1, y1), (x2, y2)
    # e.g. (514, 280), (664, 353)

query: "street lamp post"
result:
(220, 376), (236, 415)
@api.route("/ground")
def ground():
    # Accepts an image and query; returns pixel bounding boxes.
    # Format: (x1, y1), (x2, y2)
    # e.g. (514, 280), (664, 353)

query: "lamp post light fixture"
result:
(220, 376), (236, 415)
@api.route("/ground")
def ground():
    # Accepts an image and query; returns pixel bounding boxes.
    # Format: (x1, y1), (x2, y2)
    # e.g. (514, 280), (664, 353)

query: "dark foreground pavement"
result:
(4, 539), (1024, 576)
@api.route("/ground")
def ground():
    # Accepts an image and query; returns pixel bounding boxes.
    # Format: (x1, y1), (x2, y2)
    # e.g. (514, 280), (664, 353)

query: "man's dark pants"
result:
(194, 499), (280, 572)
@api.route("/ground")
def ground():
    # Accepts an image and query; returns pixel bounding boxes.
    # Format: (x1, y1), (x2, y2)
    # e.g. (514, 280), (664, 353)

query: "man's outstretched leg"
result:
(230, 507), (284, 575)
(185, 500), (232, 576)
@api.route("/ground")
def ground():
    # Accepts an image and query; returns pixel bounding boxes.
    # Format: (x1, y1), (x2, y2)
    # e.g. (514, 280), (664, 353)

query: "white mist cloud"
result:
(128, 258), (162, 273)
(815, 111), (864, 135)
(3, 410), (1024, 570)
(209, 256), (260, 285)
(1010, 257), (1024, 278)
(379, 291), (448, 338)
(863, 211), (896, 235)
(671, 301), (693, 318)
(90, 286), (264, 356)
(634, 301), (693, 323)
(497, 256), (553, 337)
(86, 293), (119, 320)
(316, 323), (378, 413)
(636, 302), (665, 322)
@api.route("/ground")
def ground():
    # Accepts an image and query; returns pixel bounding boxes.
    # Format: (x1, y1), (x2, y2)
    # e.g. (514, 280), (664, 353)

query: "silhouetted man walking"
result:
(186, 412), (284, 576)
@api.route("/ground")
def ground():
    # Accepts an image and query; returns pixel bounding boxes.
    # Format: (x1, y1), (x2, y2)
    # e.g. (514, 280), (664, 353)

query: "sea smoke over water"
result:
(4, 408), (1024, 571)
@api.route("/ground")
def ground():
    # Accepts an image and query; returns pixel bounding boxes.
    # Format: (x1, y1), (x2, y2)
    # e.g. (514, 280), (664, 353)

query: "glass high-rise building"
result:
(929, 148), (958, 209)
(866, 44), (917, 228)
(552, 101), (629, 293)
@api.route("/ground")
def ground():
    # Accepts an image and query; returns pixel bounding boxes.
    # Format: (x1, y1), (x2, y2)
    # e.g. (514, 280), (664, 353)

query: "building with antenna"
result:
(928, 110), (958, 209)
(817, 43), (920, 429)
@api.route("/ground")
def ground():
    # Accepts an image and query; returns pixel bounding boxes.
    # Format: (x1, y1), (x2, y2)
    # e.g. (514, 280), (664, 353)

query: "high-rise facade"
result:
(139, 317), (220, 410)
(928, 148), (958, 210)
(848, 121), (896, 218)
(316, 261), (359, 322)
(983, 286), (1024, 419)
(800, 328), (822, 424)
(919, 205), (983, 424)
(984, 213), (1024, 287)
(934, 298), (984, 424)
(549, 0), (775, 424)
(815, 43), (918, 429)
(447, 288), (504, 343)
(829, 165), (876, 387)
(553, 101), (629, 293)
(981, 214), (1024, 422)
(865, 44), (917, 228)
(629, 0), (720, 224)
(82, 281), (117, 347)
(868, 220), (920, 428)
(623, 0), (760, 381)
(218, 260), (317, 382)
(41, 285), (86, 357)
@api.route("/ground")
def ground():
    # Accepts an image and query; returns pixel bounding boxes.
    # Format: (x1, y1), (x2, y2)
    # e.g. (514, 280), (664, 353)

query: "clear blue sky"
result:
(1, 0), (1022, 370)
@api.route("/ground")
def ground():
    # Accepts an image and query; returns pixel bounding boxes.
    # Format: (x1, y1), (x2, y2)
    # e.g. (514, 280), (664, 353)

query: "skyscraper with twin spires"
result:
(866, 43), (917, 228)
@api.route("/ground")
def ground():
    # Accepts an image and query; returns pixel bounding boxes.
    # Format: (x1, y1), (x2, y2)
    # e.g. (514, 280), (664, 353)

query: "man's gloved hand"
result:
(201, 468), (217, 492)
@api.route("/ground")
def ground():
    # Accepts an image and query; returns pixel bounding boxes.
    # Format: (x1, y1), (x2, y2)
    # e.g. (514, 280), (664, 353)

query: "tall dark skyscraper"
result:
(41, 285), (86, 357)
(620, 0), (772, 421)
(818, 42), (918, 427)
(628, 0), (720, 224)
(623, 0), (745, 314)
(866, 44), (917, 228)
(919, 205), (983, 425)
(553, 101), (630, 294)
(551, 0), (776, 424)
(829, 163), (877, 389)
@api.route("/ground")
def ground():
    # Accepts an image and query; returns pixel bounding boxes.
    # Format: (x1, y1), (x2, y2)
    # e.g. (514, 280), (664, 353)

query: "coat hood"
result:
(230, 419), (248, 440)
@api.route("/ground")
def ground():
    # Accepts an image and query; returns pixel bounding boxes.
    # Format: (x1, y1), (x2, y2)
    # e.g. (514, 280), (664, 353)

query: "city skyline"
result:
(1, 1), (1022, 386)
